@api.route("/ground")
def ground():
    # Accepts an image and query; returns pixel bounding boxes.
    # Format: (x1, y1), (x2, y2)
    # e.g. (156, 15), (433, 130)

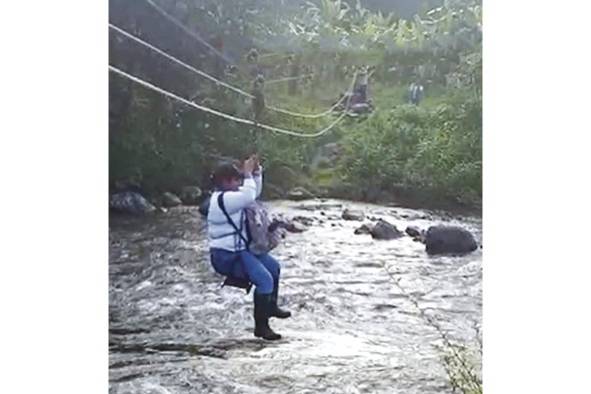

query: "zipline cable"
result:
(109, 64), (357, 139)
(116, 15), (352, 119)
(144, 0), (234, 66)
(144, 0), (255, 82)
(110, 23), (254, 99)
(110, 23), (350, 118)
(258, 52), (290, 60)
(265, 74), (314, 85)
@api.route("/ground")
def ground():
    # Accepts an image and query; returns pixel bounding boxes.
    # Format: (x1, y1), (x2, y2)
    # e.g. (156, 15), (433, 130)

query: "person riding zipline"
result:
(207, 156), (291, 341)
(246, 47), (261, 78)
(355, 65), (375, 103)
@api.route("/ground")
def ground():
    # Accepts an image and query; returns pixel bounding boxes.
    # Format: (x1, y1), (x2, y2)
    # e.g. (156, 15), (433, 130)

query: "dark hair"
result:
(212, 161), (241, 188)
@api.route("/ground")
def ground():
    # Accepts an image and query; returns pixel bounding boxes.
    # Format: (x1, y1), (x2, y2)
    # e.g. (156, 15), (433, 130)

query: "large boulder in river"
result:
(180, 186), (202, 205)
(342, 208), (365, 221)
(287, 187), (314, 201)
(162, 192), (182, 207)
(109, 191), (156, 215)
(425, 225), (478, 255)
(370, 219), (404, 240)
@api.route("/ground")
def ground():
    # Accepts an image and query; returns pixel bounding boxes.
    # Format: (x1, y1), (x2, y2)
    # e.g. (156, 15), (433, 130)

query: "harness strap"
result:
(217, 192), (250, 251)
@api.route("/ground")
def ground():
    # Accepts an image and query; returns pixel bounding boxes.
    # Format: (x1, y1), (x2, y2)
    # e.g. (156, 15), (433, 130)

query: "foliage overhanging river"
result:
(109, 199), (482, 394)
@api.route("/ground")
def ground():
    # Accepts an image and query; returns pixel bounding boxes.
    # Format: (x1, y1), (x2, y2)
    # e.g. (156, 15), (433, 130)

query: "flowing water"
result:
(109, 199), (482, 394)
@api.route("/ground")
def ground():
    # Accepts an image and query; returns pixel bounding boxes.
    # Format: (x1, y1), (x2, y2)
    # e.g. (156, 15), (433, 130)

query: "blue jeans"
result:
(210, 248), (280, 294)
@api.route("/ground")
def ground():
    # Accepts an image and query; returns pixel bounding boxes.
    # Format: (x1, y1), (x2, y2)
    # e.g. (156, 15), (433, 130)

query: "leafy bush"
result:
(340, 89), (481, 205)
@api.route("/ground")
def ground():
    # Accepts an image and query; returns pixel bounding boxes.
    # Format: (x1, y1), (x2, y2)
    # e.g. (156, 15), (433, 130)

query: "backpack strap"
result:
(217, 192), (250, 251)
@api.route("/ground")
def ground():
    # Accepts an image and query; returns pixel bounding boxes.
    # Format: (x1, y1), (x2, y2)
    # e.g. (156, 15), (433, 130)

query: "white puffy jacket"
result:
(207, 169), (263, 251)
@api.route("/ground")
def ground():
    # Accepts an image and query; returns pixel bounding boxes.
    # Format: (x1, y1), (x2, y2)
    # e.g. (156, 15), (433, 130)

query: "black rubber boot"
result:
(270, 281), (291, 319)
(253, 293), (282, 340)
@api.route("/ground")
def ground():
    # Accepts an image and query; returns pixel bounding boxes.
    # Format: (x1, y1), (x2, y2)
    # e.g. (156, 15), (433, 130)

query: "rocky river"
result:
(109, 199), (482, 394)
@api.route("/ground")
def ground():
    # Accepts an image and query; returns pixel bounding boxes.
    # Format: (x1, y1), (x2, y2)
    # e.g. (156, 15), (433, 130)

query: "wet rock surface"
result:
(354, 223), (372, 235)
(405, 225), (423, 239)
(286, 187), (315, 201)
(342, 208), (366, 221)
(162, 192), (182, 208)
(180, 186), (202, 206)
(425, 225), (478, 255)
(109, 192), (156, 215)
(109, 200), (482, 393)
(369, 219), (404, 240)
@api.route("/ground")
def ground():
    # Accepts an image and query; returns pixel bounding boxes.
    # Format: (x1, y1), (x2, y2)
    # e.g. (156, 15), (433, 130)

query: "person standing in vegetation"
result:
(207, 156), (291, 341)
(408, 80), (424, 105)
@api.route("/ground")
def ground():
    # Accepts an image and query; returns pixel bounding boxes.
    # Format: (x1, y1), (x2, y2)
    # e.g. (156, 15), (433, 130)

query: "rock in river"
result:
(162, 192), (182, 207)
(285, 221), (307, 233)
(405, 225), (422, 238)
(425, 225), (478, 255)
(370, 219), (404, 240)
(109, 191), (156, 215)
(180, 186), (202, 205)
(342, 208), (365, 221)
(354, 224), (372, 235)
(287, 187), (315, 201)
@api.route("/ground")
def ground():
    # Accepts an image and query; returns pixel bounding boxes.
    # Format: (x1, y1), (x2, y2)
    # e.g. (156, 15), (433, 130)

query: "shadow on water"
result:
(109, 199), (481, 394)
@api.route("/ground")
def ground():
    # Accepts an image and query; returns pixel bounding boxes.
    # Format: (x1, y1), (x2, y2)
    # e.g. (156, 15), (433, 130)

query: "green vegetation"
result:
(340, 84), (481, 206)
(440, 342), (483, 394)
(109, 0), (482, 209)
